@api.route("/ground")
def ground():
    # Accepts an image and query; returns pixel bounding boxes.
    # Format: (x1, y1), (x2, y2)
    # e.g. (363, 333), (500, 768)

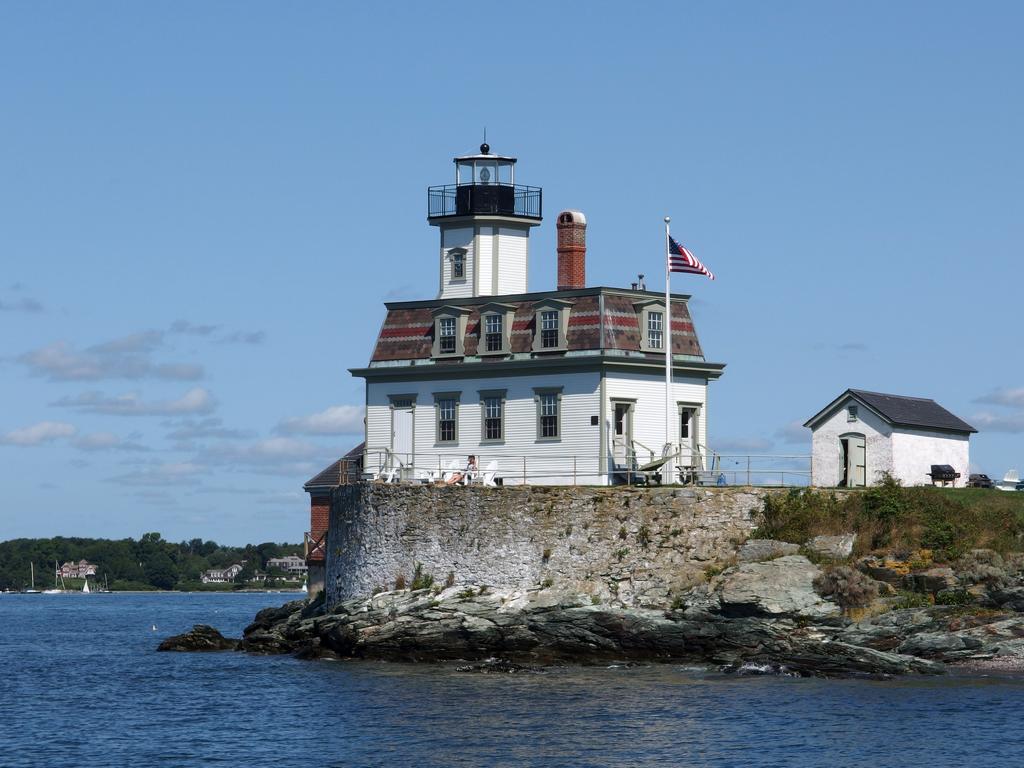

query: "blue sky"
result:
(1, 2), (1021, 544)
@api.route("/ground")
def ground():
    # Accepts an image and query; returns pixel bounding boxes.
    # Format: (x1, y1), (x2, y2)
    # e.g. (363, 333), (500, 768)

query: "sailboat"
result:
(42, 561), (66, 594)
(82, 579), (91, 594)
(23, 562), (41, 594)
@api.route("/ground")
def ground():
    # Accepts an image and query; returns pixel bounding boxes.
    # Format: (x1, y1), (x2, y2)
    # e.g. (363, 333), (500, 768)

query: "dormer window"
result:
(476, 302), (515, 356)
(647, 311), (664, 350)
(531, 298), (572, 353)
(539, 310), (559, 348)
(431, 305), (470, 358)
(439, 317), (457, 354)
(484, 313), (503, 352)
(634, 299), (669, 354)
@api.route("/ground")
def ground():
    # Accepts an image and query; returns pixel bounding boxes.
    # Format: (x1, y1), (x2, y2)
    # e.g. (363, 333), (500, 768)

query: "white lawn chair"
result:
(480, 460), (499, 487)
(440, 459), (461, 483)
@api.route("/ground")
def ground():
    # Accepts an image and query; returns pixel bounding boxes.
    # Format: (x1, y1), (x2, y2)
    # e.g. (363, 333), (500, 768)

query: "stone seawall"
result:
(326, 484), (775, 608)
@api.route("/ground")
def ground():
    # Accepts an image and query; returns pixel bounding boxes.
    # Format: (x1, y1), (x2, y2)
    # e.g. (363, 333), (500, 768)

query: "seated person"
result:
(445, 455), (478, 485)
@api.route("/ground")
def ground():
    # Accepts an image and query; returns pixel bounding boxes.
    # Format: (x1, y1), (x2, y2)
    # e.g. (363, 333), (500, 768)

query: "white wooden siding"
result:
(439, 227), (473, 299)
(605, 372), (709, 471)
(476, 227), (494, 295)
(365, 371), (602, 484)
(496, 227), (528, 294)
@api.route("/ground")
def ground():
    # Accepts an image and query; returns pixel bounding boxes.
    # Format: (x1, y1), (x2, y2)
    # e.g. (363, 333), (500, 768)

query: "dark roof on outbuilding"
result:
(804, 390), (977, 434)
(303, 442), (364, 490)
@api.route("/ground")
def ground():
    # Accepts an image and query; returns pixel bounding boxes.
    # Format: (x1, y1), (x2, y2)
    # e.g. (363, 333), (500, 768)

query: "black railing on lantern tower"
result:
(428, 184), (542, 219)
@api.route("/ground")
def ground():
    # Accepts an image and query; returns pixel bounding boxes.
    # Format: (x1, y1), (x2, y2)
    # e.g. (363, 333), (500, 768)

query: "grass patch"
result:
(754, 477), (1024, 562)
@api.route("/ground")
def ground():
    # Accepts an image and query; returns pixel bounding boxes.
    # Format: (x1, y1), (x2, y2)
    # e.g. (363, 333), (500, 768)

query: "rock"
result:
(158, 624), (239, 652)
(716, 556), (840, 620)
(806, 534), (856, 560)
(231, 585), (958, 678)
(903, 567), (958, 595)
(737, 539), (800, 562)
(986, 586), (1024, 612)
(856, 555), (911, 585)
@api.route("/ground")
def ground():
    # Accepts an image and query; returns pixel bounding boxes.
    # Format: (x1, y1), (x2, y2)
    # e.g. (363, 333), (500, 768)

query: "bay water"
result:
(3, 592), (1023, 767)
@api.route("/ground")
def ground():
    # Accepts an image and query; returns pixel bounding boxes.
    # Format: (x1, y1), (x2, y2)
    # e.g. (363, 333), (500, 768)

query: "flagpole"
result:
(664, 216), (673, 482)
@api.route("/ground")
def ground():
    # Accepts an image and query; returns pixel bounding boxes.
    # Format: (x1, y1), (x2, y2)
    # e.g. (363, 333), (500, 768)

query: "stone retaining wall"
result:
(326, 483), (776, 608)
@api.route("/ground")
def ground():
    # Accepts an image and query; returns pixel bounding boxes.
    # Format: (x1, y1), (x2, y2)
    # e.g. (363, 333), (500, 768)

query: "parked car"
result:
(1016, 481), (1024, 492)
(968, 473), (995, 488)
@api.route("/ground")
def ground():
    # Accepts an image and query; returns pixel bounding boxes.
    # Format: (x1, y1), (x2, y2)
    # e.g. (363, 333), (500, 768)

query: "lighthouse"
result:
(427, 143), (542, 299)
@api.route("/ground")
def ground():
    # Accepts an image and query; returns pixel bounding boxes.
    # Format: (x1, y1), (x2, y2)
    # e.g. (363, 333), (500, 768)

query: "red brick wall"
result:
(308, 492), (330, 563)
(556, 212), (586, 290)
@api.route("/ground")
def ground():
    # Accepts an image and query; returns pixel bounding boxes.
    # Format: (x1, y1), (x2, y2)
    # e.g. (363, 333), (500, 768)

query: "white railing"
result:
(363, 446), (811, 487)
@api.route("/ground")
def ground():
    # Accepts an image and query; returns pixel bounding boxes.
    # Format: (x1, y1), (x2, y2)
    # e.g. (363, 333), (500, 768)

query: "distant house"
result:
(60, 559), (97, 579)
(266, 555), (307, 577)
(201, 563), (244, 584)
(804, 389), (976, 488)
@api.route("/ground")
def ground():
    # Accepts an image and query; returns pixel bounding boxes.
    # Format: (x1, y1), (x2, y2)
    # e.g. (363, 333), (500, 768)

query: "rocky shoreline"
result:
(159, 542), (1024, 679)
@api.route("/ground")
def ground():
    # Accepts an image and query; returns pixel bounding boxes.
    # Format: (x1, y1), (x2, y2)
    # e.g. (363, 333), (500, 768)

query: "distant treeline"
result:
(0, 533), (303, 591)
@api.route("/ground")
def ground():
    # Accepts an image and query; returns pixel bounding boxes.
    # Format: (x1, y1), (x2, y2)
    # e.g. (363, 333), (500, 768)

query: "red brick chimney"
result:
(556, 210), (586, 290)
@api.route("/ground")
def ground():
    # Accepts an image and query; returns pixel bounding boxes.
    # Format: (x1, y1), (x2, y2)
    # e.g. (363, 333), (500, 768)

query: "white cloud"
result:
(0, 421), (77, 446)
(218, 330), (266, 345)
(775, 420), (810, 444)
(19, 332), (203, 382)
(276, 405), (364, 435)
(73, 432), (149, 452)
(975, 388), (1024, 408)
(198, 436), (327, 477)
(164, 417), (252, 442)
(971, 412), (1024, 434)
(170, 320), (219, 337)
(0, 296), (44, 313)
(52, 387), (216, 416)
(108, 461), (206, 487)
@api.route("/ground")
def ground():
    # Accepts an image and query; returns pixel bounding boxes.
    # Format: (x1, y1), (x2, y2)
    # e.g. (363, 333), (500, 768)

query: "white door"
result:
(679, 406), (697, 469)
(392, 407), (414, 470)
(848, 436), (866, 487)
(612, 402), (633, 468)
(841, 434), (866, 487)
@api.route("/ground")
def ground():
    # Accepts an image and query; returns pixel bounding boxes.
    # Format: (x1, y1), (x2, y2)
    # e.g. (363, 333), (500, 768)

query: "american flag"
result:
(668, 236), (715, 280)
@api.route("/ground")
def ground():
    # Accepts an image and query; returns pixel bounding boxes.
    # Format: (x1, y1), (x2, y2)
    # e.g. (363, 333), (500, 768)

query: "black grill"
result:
(927, 464), (960, 485)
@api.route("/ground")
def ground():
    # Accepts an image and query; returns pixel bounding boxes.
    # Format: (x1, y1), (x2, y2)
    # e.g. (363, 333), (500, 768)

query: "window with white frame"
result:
(484, 313), (503, 352)
(451, 252), (465, 279)
(436, 396), (458, 443)
(535, 388), (562, 440)
(647, 311), (664, 350)
(438, 317), (457, 354)
(481, 395), (504, 441)
(539, 310), (559, 348)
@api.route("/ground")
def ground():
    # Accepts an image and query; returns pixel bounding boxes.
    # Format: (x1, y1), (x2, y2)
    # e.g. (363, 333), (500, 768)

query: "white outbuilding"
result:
(804, 389), (977, 488)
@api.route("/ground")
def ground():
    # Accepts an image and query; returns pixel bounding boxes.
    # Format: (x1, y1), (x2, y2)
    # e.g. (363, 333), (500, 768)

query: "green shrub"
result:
(636, 525), (651, 548)
(893, 590), (932, 609)
(753, 482), (1024, 560)
(935, 589), (973, 606)
(813, 566), (879, 611)
(410, 563), (434, 591)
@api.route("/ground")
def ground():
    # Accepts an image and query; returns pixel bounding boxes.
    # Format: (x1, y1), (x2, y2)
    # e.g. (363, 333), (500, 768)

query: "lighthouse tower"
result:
(428, 143), (542, 299)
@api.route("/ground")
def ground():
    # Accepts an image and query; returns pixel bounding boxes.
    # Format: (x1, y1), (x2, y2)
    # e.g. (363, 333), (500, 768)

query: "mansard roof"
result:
(366, 286), (708, 366)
